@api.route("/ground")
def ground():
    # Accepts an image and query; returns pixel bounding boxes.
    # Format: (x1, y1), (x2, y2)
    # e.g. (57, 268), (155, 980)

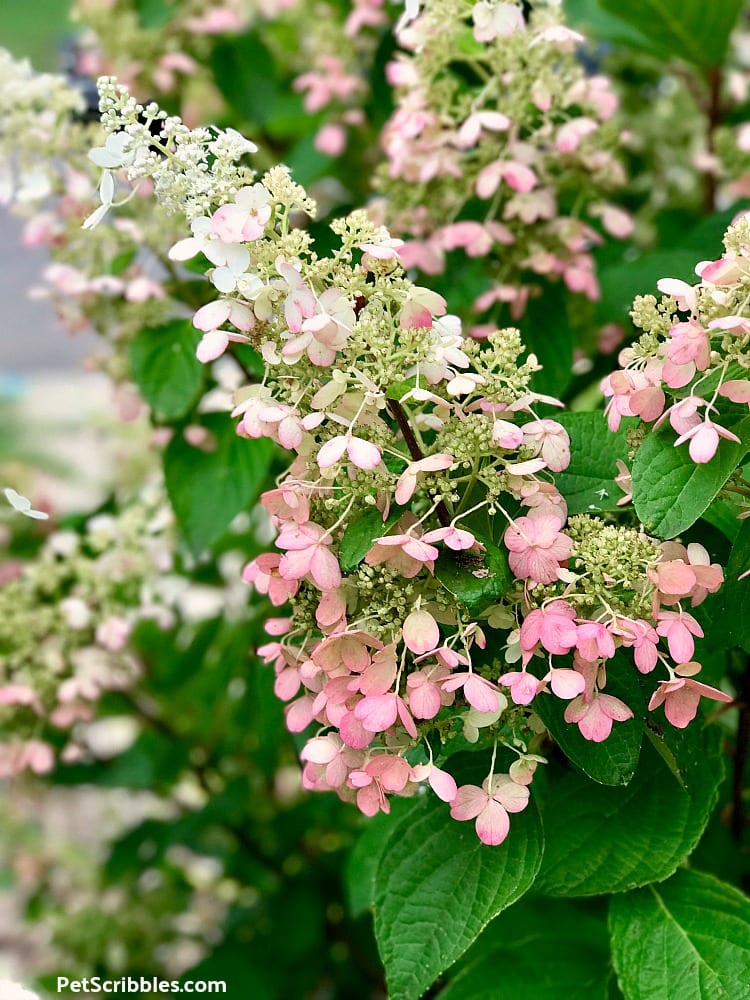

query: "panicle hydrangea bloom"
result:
(375, 0), (628, 324)
(603, 217), (750, 477)
(0, 489), (176, 776)
(81, 82), (730, 844)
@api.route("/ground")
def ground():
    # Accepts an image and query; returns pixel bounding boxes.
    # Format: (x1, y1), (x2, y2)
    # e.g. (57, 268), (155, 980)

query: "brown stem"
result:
(731, 652), (750, 840)
(704, 67), (723, 215)
(387, 398), (451, 527)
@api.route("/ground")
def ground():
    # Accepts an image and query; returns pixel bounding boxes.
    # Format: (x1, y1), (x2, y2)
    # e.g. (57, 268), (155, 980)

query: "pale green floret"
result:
(723, 217), (750, 256)
(566, 515), (660, 614)
(353, 564), (419, 636)
(631, 295), (675, 340)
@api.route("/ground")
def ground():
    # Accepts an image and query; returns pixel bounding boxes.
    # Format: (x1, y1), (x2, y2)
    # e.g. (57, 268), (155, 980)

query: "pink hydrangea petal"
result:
(309, 546), (342, 590)
(427, 765), (458, 803)
(353, 693), (399, 732)
(549, 668), (586, 699)
(663, 685), (701, 728)
(317, 436), (349, 469)
(403, 609), (440, 654)
(475, 800), (511, 846)
(347, 437), (382, 470)
(450, 784), (489, 821)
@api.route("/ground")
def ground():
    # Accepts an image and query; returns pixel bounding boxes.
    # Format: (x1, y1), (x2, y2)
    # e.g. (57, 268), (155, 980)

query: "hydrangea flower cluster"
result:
(0, 489), (174, 778)
(0, 50), (193, 402)
(84, 82), (731, 844)
(603, 216), (750, 468)
(375, 0), (629, 323)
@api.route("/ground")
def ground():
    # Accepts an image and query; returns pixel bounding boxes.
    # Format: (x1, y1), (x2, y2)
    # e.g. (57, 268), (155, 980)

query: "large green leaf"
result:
(632, 416), (750, 539)
(373, 793), (543, 1000)
(535, 724), (722, 897)
(712, 518), (750, 650)
(210, 34), (277, 126)
(555, 412), (632, 515)
(534, 653), (645, 786)
(129, 319), (204, 421)
(438, 898), (611, 1000)
(609, 869), (750, 1000)
(522, 287), (574, 399)
(435, 535), (511, 615)
(597, 0), (743, 69)
(344, 798), (415, 918)
(164, 413), (274, 552)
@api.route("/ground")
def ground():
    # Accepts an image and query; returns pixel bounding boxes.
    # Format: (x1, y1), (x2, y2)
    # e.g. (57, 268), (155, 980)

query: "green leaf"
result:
(164, 413), (274, 553)
(129, 319), (204, 421)
(210, 35), (276, 125)
(344, 799), (414, 918)
(555, 412), (633, 515)
(595, 209), (739, 325)
(596, 0), (742, 69)
(522, 287), (574, 399)
(609, 869), (750, 1000)
(386, 376), (419, 401)
(134, 0), (174, 29)
(438, 898), (611, 1000)
(373, 793), (543, 1000)
(435, 535), (512, 615)
(535, 724), (722, 896)
(632, 416), (750, 539)
(534, 653), (645, 786)
(338, 507), (400, 574)
(712, 518), (750, 650)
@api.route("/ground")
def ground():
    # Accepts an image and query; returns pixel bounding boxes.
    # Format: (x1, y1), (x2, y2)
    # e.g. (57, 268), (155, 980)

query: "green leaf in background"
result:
(344, 799), (415, 919)
(373, 793), (543, 1000)
(133, 0), (174, 29)
(211, 34), (277, 126)
(555, 412), (632, 515)
(164, 413), (274, 552)
(129, 319), (205, 421)
(535, 723), (722, 896)
(609, 869), (750, 1000)
(438, 898), (612, 1000)
(632, 416), (750, 538)
(712, 518), (750, 650)
(338, 507), (400, 574)
(597, 0), (743, 69)
(534, 653), (645, 786)
(595, 209), (739, 326)
(522, 287), (575, 399)
(435, 535), (511, 615)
